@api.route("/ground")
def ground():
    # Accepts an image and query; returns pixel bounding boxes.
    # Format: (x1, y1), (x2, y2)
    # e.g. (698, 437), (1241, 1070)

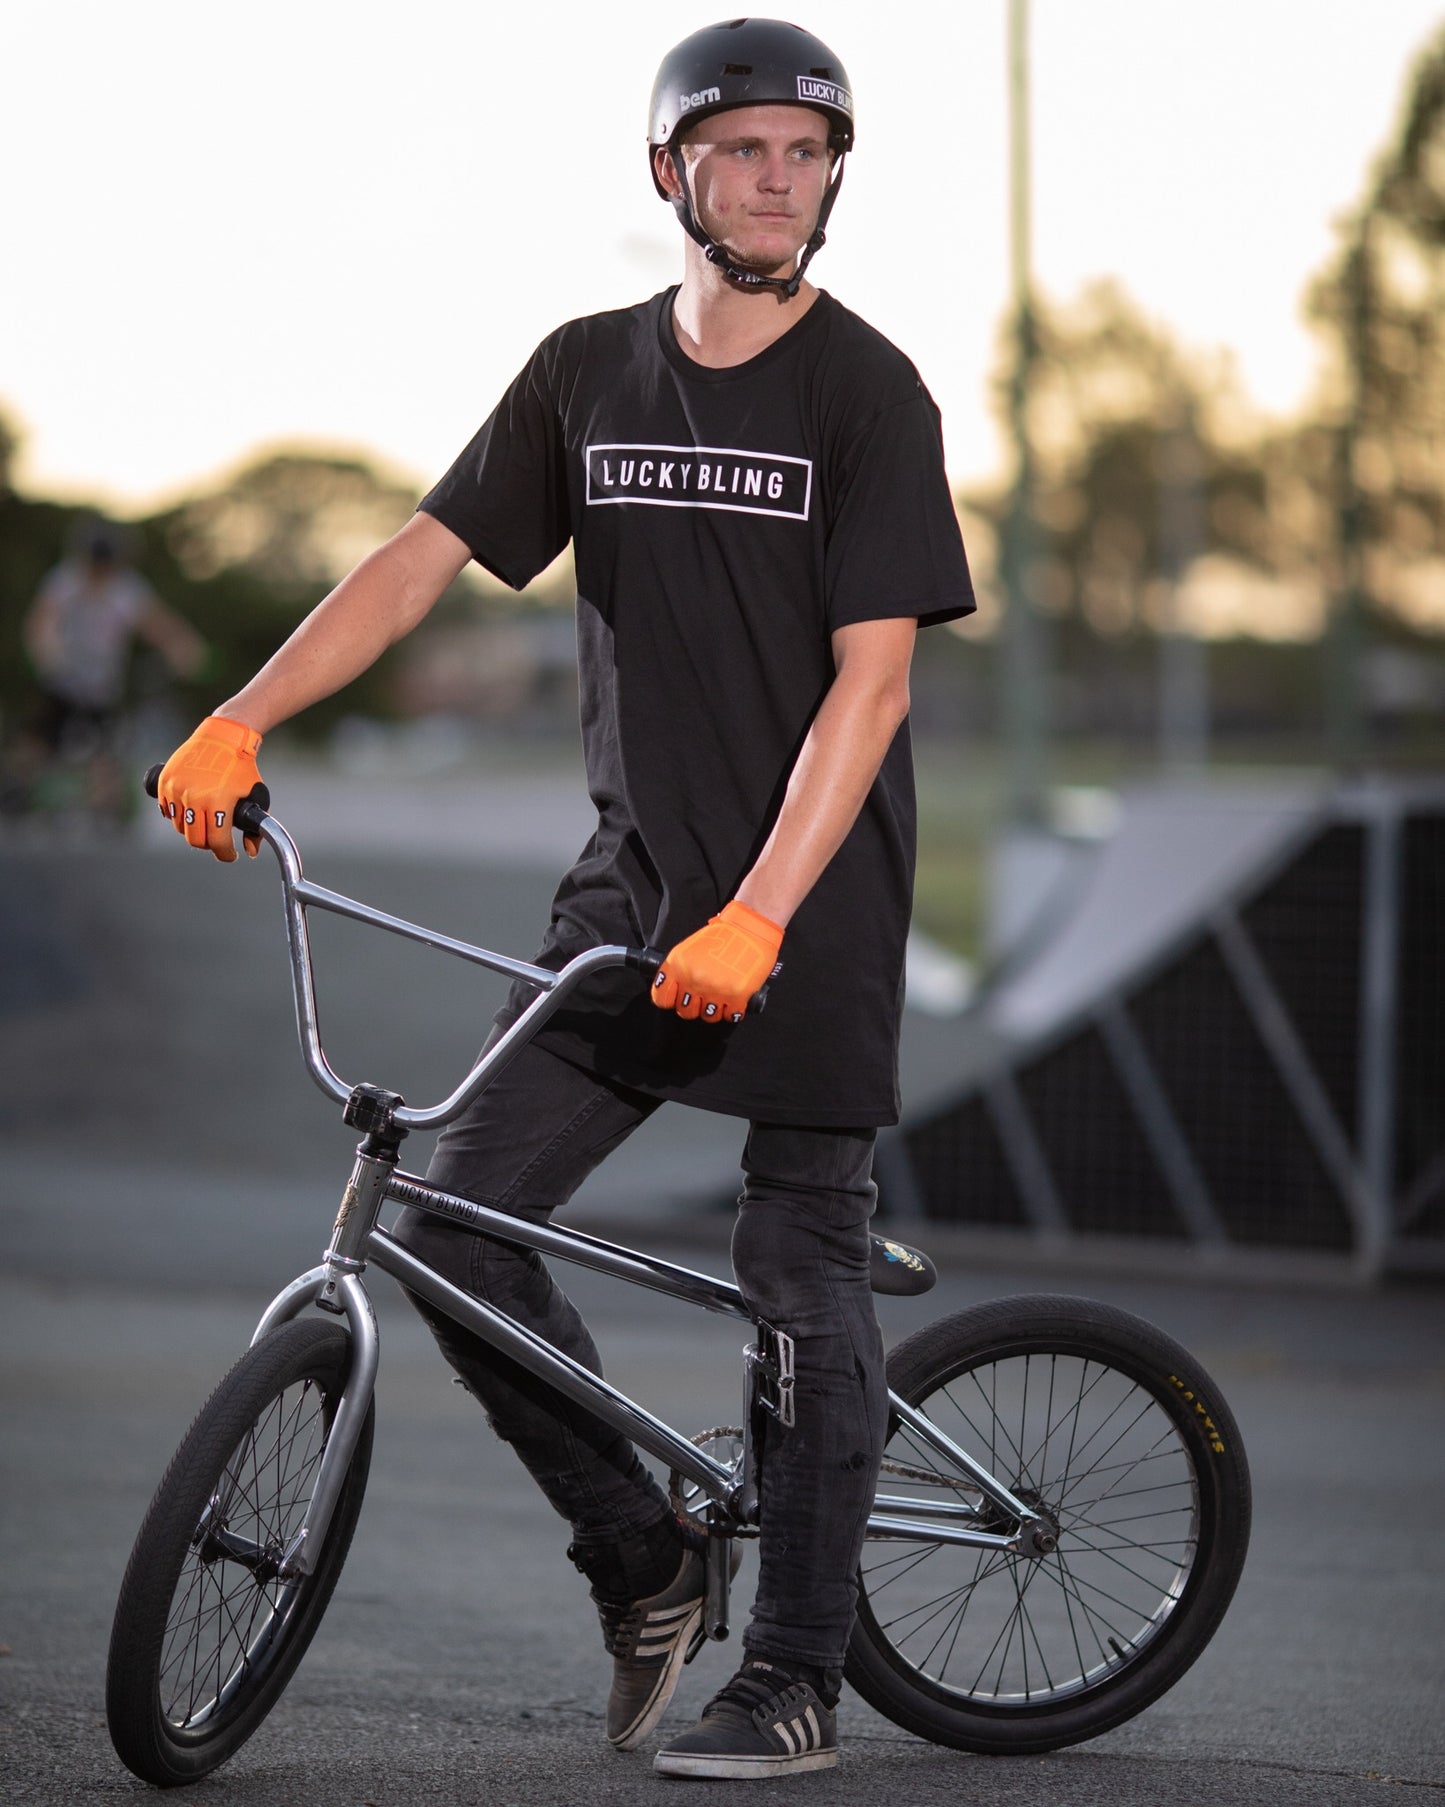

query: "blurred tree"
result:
(1302, 23), (1445, 763)
(962, 17), (1445, 764)
(159, 450), (418, 591)
(0, 408), (18, 492)
(133, 449), (425, 731)
(1310, 21), (1445, 639)
(970, 283), (1273, 642)
(964, 284), (1287, 753)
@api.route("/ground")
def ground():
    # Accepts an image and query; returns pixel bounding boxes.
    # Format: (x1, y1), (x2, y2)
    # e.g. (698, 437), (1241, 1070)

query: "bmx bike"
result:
(106, 781), (1251, 1786)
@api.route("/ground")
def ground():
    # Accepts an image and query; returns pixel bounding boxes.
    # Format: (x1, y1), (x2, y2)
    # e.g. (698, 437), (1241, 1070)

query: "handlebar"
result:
(141, 767), (769, 1134)
(144, 764), (272, 841)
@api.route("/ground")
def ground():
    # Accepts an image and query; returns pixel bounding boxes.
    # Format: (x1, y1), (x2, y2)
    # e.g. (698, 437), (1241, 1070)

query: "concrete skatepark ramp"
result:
(889, 780), (1445, 1278)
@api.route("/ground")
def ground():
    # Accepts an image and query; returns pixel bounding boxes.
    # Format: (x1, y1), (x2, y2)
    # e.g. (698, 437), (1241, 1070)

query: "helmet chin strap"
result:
(668, 145), (846, 301)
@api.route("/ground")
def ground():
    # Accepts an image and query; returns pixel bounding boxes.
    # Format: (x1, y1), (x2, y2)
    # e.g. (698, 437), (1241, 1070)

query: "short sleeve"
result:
(824, 392), (975, 632)
(117, 572), (156, 626)
(419, 338), (572, 591)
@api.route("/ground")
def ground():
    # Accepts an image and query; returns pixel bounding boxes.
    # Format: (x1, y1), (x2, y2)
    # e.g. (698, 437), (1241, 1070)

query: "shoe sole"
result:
(608, 1599), (704, 1752)
(653, 1747), (838, 1778)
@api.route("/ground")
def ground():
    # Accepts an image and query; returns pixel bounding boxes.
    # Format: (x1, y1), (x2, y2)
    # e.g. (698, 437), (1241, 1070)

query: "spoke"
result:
(1016, 1577), (1057, 1698)
(1063, 1507), (1195, 1543)
(1055, 1394), (1166, 1514)
(967, 1568), (1024, 1697)
(872, 1547), (1012, 1641)
(1006, 1563), (1029, 1698)
(1051, 1386), (1152, 1496)
(898, 1397), (1012, 1501)
(934, 1586), (974, 1681)
(958, 1367), (1029, 1482)
(1060, 1524), (1189, 1594)
(859, 1541), (943, 1595)
(1052, 1549), (1132, 1664)
(1053, 1555), (1163, 1628)
(1055, 1359), (1090, 1510)
(1038, 1354), (1058, 1505)
(918, 1571), (979, 1676)
(1018, 1356), (1123, 1484)
(1063, 1473), (1197, 1514)
(1058, 1542), (1091, 1681)
(1069, 1533), (1195, 1557)
(1051, 1445), (1190, 1499)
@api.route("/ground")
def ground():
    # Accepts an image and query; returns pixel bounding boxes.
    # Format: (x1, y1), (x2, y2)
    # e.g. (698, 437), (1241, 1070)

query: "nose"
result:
(758, 152), (792, 194)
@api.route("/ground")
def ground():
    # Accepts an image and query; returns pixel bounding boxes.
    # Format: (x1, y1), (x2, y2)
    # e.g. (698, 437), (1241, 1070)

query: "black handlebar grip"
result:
(234, 784), (271, 835)
(141, 765), (270, 834)
(629, 947), (774, 1019)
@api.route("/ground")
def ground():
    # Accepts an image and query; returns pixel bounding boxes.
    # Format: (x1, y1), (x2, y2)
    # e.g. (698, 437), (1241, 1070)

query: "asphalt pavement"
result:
(3, 1230), (1443, 1806)
(2, 776), (1444, 1804)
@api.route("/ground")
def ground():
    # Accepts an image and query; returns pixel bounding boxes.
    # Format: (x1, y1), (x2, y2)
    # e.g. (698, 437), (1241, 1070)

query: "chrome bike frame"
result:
(236, 803), (1047, 1585)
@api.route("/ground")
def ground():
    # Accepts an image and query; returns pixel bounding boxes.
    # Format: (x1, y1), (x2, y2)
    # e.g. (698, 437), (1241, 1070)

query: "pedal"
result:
(746, 1321), (795, 1429)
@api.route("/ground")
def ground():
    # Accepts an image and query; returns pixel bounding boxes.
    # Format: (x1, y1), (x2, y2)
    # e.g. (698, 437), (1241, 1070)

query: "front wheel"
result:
(846, 1295), (1250, 1754)
(106, 1317), (374, 1786)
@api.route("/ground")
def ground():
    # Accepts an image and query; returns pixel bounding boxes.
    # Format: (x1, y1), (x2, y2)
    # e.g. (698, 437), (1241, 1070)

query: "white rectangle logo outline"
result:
(797, 76), (851, 112)
(584, 441), (813, 522)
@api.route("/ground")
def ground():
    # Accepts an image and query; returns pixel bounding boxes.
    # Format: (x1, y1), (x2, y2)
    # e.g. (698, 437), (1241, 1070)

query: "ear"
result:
(654, 143), (683, 201)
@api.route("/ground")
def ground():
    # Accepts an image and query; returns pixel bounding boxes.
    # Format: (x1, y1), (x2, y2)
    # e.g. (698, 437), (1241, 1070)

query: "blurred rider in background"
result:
(14, 525), (206, 821)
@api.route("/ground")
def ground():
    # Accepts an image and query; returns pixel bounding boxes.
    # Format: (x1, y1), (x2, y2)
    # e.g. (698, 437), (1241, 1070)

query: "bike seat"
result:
(869, 1234), (937, 1296)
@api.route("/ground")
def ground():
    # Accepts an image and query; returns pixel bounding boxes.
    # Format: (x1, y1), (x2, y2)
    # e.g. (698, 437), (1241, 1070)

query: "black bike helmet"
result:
(648, 18), (854, 298)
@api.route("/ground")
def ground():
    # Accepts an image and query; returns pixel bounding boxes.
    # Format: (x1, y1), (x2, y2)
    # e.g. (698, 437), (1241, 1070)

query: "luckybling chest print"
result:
(585, 442), (813, 522)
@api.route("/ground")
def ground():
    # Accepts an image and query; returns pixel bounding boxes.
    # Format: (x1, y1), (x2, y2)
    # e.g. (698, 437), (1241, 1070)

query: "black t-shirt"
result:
(421, 287), (974, 1126)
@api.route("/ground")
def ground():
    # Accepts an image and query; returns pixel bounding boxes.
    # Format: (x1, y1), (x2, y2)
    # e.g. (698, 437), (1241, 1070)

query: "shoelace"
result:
(594, 1596), (642, 1655)
(705, 1663), (798, 1724)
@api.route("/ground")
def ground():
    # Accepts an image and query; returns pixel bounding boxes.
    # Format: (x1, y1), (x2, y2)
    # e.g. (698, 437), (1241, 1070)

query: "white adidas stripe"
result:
(768, 1704), (823, 1756)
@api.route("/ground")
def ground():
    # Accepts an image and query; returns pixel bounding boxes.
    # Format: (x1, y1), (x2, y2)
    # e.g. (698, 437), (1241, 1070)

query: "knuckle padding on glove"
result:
(649, 900), (782, 1024)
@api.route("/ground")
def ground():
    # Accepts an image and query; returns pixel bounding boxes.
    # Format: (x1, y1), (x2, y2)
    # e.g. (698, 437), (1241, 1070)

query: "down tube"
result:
(367, 1228), (736, 1506)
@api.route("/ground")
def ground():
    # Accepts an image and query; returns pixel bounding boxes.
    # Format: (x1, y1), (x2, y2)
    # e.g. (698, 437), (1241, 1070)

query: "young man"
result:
(157, 18), (973, 1779)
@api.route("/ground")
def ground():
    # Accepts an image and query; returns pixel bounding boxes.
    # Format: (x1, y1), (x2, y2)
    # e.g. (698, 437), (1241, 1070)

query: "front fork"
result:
(248, 1131), (395, 1579)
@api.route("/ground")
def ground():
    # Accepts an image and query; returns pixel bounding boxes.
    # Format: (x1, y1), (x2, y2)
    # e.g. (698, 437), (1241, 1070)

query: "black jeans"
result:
(391, 1039), (887, 1670)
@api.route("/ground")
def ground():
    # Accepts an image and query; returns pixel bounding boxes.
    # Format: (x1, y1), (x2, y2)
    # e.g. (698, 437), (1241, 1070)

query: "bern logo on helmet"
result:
(797, 76), (850, 111)
(679, 85), (722, 112)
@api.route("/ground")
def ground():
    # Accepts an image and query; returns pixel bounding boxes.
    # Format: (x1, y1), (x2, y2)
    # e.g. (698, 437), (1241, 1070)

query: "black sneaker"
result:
(597, 1545), (709, 1751)
(653, 1659), (838, 1778)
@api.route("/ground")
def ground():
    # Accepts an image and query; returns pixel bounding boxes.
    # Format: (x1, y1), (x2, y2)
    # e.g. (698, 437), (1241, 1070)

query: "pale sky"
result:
(3, 1), (1440, 515)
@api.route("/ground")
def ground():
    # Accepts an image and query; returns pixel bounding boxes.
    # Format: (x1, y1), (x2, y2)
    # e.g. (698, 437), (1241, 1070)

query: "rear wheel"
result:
(846, 1295), (1250, 1753)
(106, 1318), (373, 1786)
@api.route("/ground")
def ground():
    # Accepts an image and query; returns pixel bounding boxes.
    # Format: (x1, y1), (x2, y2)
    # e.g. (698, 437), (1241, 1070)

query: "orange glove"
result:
(651, 900), (783, 1025)
(157, 715), (264, 862)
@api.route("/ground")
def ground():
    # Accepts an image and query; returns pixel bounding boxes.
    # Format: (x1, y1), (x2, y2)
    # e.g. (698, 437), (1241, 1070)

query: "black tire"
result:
(106, 1318), (374, 1786)
(846, 1295), (1250, 1754)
